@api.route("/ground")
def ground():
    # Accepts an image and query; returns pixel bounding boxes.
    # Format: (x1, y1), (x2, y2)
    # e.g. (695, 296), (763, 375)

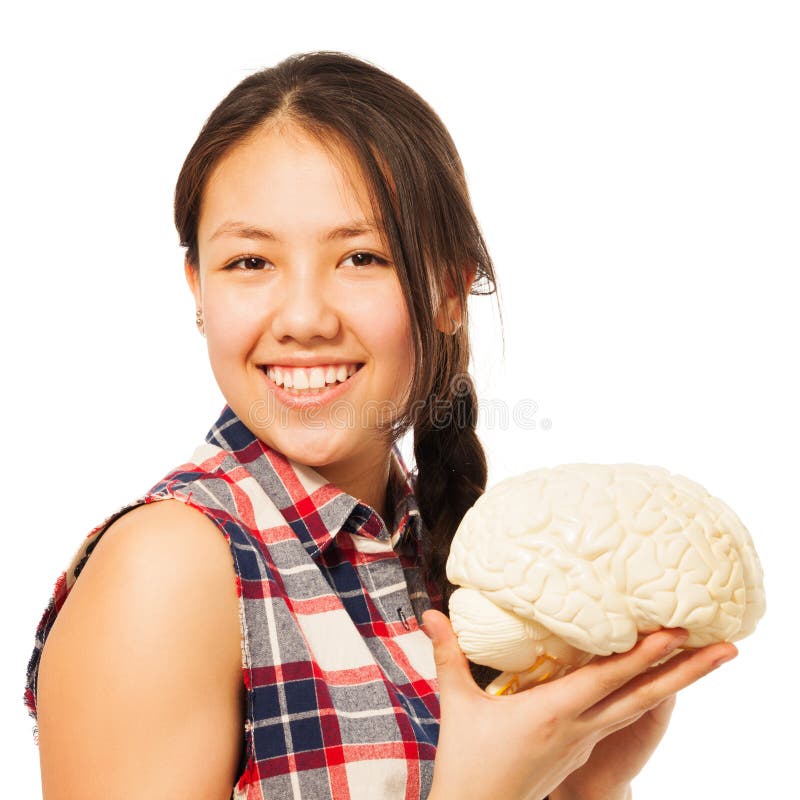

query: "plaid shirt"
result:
(24, 403), (443, 799)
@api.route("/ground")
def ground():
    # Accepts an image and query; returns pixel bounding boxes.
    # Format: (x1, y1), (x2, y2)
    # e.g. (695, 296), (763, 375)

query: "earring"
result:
(195, 308), (205, 337)
(448, 316), (462, 335)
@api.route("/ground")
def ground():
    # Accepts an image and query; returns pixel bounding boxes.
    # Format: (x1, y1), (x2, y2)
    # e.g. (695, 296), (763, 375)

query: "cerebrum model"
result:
(445, 464), (766, 696)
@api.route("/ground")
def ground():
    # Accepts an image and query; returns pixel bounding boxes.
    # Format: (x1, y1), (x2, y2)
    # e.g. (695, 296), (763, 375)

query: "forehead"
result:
(197, 122), (377, 238)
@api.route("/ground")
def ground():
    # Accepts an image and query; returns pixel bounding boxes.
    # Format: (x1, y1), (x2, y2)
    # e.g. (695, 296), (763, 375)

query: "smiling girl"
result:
(24, 51), (736, 800)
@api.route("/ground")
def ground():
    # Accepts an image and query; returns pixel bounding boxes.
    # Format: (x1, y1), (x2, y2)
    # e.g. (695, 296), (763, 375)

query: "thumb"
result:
(421, 609), (477, 697)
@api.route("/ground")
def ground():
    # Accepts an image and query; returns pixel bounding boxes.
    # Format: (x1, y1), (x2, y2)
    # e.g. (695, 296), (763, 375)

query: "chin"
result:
(270, 428), (358, 468)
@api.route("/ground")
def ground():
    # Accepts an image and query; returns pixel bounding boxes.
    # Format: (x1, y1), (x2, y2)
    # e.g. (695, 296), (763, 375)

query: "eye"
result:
(341, 251), (389, 269)
(223, 256), (270, 271)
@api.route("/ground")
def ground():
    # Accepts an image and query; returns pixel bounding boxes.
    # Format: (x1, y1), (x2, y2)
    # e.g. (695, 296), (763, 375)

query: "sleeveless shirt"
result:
(24, 403), (444, 799)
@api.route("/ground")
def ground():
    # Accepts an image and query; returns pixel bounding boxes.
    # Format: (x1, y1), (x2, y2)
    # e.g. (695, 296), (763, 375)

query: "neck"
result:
(313, 445), (394, 523)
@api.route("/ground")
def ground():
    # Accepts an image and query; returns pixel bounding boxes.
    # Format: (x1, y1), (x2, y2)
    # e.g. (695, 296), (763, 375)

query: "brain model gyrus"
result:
(445, 464), (766, 696)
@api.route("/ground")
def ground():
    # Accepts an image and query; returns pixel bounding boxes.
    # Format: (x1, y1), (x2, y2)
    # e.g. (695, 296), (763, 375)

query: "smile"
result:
(262, 362), (364, 390)
(259, 362), (365, 408)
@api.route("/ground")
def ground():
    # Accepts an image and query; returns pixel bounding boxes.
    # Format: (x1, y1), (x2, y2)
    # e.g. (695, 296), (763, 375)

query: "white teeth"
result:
(266, 362), (362, 390)
(292, 368), (309, 389)
(308, 367), (326, 389)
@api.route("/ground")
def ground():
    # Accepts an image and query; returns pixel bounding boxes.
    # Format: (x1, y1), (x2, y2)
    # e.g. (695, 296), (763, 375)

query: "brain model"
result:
(446, 463), (765, 696)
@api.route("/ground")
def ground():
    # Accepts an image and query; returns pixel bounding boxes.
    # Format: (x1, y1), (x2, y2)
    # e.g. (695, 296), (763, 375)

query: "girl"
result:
(24, 51), (737, 800)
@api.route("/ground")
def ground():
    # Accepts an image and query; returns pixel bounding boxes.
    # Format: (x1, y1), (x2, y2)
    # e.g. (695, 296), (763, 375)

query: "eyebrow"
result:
(209, 219), (380, 244)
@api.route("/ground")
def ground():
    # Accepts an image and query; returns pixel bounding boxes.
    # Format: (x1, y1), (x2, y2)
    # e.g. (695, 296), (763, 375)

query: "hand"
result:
(549, 695), (675, 800)
(551, 640), (737, 800)
(422, 609), (738, 800)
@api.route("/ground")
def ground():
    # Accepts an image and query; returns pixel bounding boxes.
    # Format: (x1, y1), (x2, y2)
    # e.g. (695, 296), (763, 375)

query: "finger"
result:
(648, 692), (678, 726)
(620, 692), (678, 716)
(547, 628), (691, 717)
(581, 642), (737, 730)
(421, 609), (481, 698)
(601, 692), (677, 738)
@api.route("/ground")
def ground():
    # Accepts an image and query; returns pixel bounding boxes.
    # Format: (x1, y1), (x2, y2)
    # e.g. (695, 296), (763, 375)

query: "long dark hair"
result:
(174, 51), (505, 687)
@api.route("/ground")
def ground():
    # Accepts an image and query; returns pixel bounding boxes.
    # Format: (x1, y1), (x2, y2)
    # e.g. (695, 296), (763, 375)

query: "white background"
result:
(3, 1), (797, 797)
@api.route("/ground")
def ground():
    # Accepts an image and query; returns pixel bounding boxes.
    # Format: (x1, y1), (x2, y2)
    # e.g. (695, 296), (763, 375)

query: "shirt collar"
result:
(201, 404), (421, 560)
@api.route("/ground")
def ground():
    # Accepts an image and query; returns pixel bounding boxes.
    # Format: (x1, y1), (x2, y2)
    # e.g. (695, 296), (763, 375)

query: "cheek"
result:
(369, 298), (414, 386)
(203, 288), (262, 360)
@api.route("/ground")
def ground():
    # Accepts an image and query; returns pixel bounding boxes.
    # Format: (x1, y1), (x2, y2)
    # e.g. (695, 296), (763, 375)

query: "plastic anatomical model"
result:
(445, 464), (765, 695)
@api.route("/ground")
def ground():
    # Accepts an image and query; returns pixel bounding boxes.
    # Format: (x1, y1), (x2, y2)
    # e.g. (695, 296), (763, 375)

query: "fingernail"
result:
(712, 654), (736, 669)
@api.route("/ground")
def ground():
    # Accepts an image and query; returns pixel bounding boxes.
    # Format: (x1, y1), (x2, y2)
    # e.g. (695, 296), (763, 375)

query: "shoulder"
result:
(71, 498), (242, 649)
(37, 498), (245, 799)
(95, 497), (237, 579)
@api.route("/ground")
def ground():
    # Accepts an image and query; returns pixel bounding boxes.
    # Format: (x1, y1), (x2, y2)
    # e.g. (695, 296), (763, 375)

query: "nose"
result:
(269, 261), (341, 344)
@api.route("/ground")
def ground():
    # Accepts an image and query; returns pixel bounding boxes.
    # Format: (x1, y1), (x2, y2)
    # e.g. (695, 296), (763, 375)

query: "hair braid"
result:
(414, 371), (502, 689)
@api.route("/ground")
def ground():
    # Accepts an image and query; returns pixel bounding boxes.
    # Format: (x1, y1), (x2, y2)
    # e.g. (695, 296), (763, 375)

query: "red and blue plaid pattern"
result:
(24, 403), (444, 799)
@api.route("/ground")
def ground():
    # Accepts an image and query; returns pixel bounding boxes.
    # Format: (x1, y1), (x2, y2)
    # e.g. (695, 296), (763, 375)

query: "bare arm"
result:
(36, 499), (246, 800)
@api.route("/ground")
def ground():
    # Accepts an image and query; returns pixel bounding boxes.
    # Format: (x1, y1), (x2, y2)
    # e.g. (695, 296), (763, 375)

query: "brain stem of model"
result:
(445, 464), (766, 696)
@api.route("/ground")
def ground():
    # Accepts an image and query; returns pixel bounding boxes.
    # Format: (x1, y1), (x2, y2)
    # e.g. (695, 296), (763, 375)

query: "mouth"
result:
(258, 361), (366, 405)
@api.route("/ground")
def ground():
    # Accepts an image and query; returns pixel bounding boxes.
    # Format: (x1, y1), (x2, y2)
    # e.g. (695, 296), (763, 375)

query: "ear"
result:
(435, 263), (477, 333)
(184, 257), (202, 309)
